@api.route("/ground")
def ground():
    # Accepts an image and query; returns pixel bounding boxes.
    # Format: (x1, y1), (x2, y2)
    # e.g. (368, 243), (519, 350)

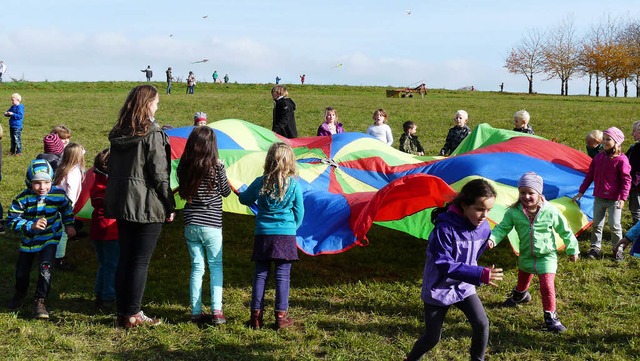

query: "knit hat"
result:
(194, 112), (207, 125)
(25, 159), (54, 187)
(518, 172), (543, 194)
(43, 133), (64, 155)
(603, 126), (624, 145)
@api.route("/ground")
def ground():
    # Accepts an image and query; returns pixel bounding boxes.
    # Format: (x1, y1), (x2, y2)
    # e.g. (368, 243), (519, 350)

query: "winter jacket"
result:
(513, 124), (535, 135)
(399, 133), (425, 155)
(490, 200), (579, 274)
(439, 125), (470, 156)
(105, 124), (175, 223)
(5, 103), (24, 128)
(238, 176), (304, 236)
(317, 122), (344, 136)
(421, 205), (491, 306)
(626, 143), (640, 191)
(272, 97), (298, 138)
(90, 169), (118, 241)
(578, 152), (631, 201)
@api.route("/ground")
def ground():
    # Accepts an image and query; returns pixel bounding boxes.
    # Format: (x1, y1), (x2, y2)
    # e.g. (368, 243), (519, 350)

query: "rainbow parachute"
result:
(75, 120), (593, 256)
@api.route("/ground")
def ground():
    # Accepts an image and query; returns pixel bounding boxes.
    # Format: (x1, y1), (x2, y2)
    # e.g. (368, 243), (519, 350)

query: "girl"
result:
(90, 148), (119, 309)
(490, 172), (579, 333)
(105, 85), (176, 328)
(573, 127), (631, 261)
(177, 126), (231, 325)
(271, 85), (298, 138)
(406, 179), (502, 361)
(316, 107), (344, 136)
(53, 142), (86, 269)
(238, 142), (304, 330)
(366, 108), (393, 145)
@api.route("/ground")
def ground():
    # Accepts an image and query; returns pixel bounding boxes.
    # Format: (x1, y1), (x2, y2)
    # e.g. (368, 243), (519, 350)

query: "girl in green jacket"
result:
(488, 172), (579, 333)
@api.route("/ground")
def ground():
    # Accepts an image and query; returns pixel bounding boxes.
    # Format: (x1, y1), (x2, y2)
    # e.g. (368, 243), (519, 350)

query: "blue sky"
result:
(1, 0), (639, 94)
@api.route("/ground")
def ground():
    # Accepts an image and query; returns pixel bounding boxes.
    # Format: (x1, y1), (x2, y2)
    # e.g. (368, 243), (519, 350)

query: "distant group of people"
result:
(140, 66), (230, 96)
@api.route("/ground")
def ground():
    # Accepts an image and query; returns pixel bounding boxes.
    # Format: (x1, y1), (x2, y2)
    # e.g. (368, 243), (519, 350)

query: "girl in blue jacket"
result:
(239, 142), (304, 330)
(406, 179), (503, 361)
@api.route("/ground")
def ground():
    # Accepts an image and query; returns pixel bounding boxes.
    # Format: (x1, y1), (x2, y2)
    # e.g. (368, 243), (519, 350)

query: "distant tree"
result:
(581, 15), (624, 97)
(543, 16), (581, 96)
(619, 20), (640, 97)
(505, 29), (546, 94)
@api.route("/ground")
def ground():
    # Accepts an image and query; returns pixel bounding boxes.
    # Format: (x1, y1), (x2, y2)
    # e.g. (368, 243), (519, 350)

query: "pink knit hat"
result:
(603, 127), (624, 145)
(43, 133), (64, 155)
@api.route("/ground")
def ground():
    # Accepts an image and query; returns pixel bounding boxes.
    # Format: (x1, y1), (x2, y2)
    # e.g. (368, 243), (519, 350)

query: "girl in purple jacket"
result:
(573, 127), (631, 261)
(405, 179), (503, 361)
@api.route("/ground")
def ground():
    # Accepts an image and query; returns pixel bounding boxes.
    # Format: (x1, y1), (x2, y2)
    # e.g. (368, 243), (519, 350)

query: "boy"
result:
(6, 159), (76, 319)
(4, 93), (25, 155)
(51, 124), (72, 147)
(586, 129), (603, 159)
(194, 112), (207, 126)
(513, 109), (535, 134)
(36, 133), (65, 172)
(439, 110), (471, 156)
(399, 121), (425, 156)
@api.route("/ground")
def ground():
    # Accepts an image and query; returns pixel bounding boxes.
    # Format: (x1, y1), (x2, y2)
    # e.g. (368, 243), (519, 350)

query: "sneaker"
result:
(190, 312), (212, 324)
(504, 288), (532, 307)
(34, 298), (49, 319)
(212, 310), (227, 325)
(587, 247), (601, 260)
(544, 311), (567, 332)
(615, 249), (624, 262)
(122, 311), (161, 328)
(8, 292), (25, 310)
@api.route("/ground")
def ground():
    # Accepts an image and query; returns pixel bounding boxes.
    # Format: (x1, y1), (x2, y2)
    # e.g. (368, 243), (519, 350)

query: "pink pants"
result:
(515, 270), (556, 312)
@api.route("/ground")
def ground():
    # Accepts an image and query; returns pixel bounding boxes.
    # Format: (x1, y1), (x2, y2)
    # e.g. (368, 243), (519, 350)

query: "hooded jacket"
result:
(105, 125), (175, 223)
(421, 205), (491, 306)
(272, 97), (298, 138)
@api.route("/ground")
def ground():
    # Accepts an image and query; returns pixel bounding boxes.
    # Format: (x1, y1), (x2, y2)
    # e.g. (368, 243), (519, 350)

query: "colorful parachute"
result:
(75, 120), (593, 256)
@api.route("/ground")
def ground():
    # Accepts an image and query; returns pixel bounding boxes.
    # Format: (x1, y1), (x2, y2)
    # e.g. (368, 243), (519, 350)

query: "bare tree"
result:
(543, 16), (581, 95)
(505, 29), (547, 94)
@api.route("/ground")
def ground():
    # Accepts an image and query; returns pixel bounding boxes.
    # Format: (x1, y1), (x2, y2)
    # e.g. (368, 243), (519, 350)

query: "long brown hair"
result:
(110, 85), (158, 137)
(53, 142), (86, 185)
(177, 126), (219, 201)
(260, 142), (297, 201)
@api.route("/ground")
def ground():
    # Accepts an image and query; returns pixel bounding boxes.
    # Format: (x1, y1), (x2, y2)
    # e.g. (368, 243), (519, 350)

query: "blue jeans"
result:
(56, 229), (68, 259)
(185, 225), (223, 314)
(93, 240), (119, 301)
(166, 81), (172, 94)
(10, 126), (22, 154)
(591, 197), (622, 250)
(15, 244), (56, 299)
(251, 260), (291, 311)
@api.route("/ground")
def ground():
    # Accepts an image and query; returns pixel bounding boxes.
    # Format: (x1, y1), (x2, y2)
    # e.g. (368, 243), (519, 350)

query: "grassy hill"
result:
(0, 82), (638, 360)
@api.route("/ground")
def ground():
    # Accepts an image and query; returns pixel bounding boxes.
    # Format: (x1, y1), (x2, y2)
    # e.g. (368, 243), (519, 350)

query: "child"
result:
(239, 142), (304, 330)
(490, 172), (579, 332)
(271, 85), (298, 138)
(6, 159), (76, 319)
(615, 219), (640, 258)
(586, 129), (603, 158)
(194, 112), (208, 126)
(316, 107), (344, 136)
(399, 120), (424, 156)
(439, 110), (471, 156)
(36, 133), (65, 172)
(90, 148), (119, 309)
(366, 108), (393, 145)
(177, 126), (231, 324)
(574, 127), (631, 261)
(512, 109), (535, 134)
(51, 125), (72, 147)
(626, 121), (640, 225)
(405, 179), (503, 361)
(4, 93), (24, 155)
(52, 143), (86, 269)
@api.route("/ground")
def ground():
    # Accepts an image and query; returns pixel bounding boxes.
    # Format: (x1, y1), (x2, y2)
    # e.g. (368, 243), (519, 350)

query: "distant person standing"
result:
(223, 74), (229, 83)
(141, 66), (153, 82)
(0, 61), (6, 82)
(4, 93), (24, 156)
(187, 71), (196, 94)
(500, 82), (504, 92)
(299, 74), (305, 85)
(165, 67), (173, 95)
(212, 70), (218, 83)
(275, 76), (281, 85)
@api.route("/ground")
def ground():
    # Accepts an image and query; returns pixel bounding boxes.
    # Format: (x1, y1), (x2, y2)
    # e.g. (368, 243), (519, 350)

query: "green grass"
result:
(0, 82), (639, 360)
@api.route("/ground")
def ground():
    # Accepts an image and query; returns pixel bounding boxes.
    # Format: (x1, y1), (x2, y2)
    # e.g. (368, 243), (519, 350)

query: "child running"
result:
(490, 172), (579, 332)
(573, 127), (631, 261)
(406, 179), (503, 361)
(239, 142), (304, 330)
(177, 126), (231, 325)
(90, 148), (119, 310)
(6, 159), (76, 319)
(52, 143), (86, 270)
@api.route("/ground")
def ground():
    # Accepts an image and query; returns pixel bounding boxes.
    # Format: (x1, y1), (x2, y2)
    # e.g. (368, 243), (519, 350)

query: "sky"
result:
(1, 1), (639, 95)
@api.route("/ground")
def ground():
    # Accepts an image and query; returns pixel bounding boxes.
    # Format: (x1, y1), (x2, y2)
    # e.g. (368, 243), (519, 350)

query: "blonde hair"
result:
(324, 107), (338, 121)
(455, 110), (469, 120)
(513, 110), (530, 123)
(586, 129), (603, 142)
(260, 142), (297, 201)
(372, 108), (388, 123)
(53, 142), (86, 185)
(11, 93), (22, 102)
(271, 85), (288, 98)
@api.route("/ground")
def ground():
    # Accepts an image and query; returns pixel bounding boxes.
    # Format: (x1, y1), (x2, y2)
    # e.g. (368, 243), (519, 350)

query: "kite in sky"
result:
(191, 59), (209, 64)
(332, 63), (343, 69)
(74, 120), (593, 256)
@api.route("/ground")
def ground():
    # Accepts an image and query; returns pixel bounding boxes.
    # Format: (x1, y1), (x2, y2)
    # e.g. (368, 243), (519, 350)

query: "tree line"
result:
(505, 15), (640, 97)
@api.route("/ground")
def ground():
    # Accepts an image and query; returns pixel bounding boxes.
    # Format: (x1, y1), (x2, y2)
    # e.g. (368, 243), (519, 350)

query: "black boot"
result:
(504, 288), (532, 307)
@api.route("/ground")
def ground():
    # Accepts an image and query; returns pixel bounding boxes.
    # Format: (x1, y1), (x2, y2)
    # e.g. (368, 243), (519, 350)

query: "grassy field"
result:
(0, 81), (639, 360)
